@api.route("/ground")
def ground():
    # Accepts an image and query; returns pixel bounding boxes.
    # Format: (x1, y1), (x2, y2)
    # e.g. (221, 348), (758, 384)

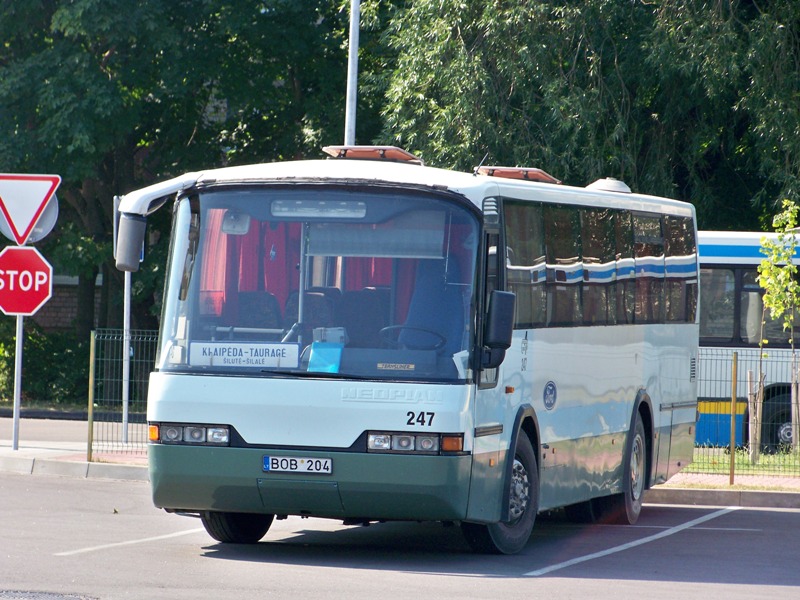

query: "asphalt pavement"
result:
(2, 415), (800, 509)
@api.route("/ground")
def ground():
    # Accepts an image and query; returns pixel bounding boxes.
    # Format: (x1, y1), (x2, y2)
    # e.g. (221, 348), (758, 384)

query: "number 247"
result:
(407, 411), (434, 426)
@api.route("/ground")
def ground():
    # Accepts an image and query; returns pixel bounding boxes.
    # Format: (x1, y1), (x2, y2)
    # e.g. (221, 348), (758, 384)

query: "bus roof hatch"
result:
(475, 166), (561, 184)
(322, 145), (424, 165)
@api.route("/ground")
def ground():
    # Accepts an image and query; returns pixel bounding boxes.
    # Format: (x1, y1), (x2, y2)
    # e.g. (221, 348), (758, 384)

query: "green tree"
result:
(379, 0), (799, 230)
(759, 200), (800, 340)
(0, 0), (380, 340)
(758, 199), (800, 455)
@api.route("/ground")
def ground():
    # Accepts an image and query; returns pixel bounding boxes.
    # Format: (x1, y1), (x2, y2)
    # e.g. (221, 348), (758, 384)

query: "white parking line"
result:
(525, 507), (740, 577)
(54, 528), (206, 556)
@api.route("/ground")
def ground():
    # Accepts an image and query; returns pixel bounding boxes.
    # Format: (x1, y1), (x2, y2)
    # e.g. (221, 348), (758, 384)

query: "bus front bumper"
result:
(149, 444), (473, 522)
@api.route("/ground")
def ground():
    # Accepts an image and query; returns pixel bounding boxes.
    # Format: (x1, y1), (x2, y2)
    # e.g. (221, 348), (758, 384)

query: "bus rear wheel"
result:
(596, 413), (646, 525)
(200, 511), (274, 544)
(462, 433), (538, 554)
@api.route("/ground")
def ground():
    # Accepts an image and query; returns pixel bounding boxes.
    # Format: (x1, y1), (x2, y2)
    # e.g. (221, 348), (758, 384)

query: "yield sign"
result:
(0, 174), (61, 245)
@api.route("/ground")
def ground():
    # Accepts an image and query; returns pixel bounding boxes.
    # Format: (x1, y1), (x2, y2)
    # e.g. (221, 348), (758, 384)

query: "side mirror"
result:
(483, 290), (515, 368)
(115, 213), (146, 272)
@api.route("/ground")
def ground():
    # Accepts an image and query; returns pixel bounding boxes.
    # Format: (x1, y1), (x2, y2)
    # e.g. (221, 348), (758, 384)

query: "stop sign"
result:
(0, 246), (52, 316)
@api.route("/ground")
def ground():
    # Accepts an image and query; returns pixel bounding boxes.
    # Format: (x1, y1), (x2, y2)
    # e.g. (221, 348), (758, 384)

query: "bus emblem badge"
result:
(543, 381), (557, 410)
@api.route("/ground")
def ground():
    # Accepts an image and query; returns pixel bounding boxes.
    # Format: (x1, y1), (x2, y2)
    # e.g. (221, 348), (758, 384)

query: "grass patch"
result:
(661, 480), (800, 492)
(686, 446), (800, 477)
(0, 398), (87, 414)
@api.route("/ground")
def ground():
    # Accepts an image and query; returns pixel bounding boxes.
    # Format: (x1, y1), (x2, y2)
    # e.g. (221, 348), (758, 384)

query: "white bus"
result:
(114, 145), (698, 554)
(698, 230), (797, 451)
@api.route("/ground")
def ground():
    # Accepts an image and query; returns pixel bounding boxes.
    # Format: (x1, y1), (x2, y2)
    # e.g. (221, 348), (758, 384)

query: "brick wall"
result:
(31, 277), (101, 333)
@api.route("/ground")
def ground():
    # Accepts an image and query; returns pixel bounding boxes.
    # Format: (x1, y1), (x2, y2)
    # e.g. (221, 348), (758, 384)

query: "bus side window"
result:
(503, 201), (546, 328)
(740, 269), (796, 345)
(699, 268), (735, 341)
(664, 215), (698, 323)
(615, 210), (635, 324)
(740, 289), (762, 344)
(544, 204), (581, 326)
(581, 208), (616, 325)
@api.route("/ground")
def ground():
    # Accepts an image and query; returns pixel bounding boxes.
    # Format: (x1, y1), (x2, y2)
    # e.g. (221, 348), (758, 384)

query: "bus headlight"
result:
(183, 426), (206, 443)
(416, 435), (439, 452)
(207, 427), (230, 444)
(367, 433), (391, 451)
(161, 425), (183, 443)
(392, 435), (415, 451)
(150, 423), (230, 446)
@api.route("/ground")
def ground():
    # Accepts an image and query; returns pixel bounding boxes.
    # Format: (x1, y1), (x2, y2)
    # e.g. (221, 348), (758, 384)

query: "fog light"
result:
(368, 433), (392, 451)
(183, 426), (206, 443)
(161, 425), (183, 443)
(392, 435), (415, 451)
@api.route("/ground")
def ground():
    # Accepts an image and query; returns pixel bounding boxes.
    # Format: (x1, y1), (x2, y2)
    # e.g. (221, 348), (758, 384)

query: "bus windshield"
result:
(156, 186), (479, 382)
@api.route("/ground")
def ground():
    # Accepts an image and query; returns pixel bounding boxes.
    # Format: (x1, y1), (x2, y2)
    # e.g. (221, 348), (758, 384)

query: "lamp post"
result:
(344, 0), (360, 145)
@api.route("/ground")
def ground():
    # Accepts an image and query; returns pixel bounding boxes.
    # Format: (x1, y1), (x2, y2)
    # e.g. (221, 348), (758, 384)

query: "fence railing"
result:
(87, 328), (158, 461)
(689, 346), (800, 478)
(86, 330), (800, 478)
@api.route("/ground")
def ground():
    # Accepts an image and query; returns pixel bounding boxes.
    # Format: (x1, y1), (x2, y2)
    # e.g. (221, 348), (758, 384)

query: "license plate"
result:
(263, 456), (332, 475)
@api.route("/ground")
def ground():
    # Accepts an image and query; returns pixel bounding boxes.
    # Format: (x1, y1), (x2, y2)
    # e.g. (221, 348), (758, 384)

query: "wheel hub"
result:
(630, 435), (644, 501)
(777, 422), (793, 445)
(508, 458), (530, 521)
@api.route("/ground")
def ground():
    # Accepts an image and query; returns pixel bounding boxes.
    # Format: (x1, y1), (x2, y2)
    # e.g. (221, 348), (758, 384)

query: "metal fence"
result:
(689, 346), (800, 477)
(86, 330), (800, 477)
(88, 329), (158, 461)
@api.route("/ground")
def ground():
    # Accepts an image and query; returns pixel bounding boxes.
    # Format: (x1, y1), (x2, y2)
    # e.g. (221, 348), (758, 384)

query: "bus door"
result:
(467, 232), (511, 522)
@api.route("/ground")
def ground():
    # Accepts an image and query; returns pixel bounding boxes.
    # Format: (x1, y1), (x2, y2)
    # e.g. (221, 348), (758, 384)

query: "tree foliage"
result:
(3, 1), (800, 405)
(758, 199), (800, 343)
(380, 0), (800, 231)
(0, 0), (382, 337)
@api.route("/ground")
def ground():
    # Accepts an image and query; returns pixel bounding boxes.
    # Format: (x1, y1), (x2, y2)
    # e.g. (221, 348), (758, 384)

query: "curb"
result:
(644, 487), (800, 509)
(0, 456), (149, 482)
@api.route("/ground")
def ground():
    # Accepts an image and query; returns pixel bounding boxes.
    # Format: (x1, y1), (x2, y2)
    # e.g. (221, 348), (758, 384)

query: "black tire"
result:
(462, 433), (538, 554)
(761, 399), (792, 454)
(597, 413), (646, 525)
(200, 511), (274, 544)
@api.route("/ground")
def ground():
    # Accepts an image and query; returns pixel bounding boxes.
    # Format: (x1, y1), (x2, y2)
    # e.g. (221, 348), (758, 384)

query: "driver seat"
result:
(398, 259), (465, 355)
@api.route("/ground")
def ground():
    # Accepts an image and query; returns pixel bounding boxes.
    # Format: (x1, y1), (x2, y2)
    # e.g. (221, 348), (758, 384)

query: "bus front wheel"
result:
(200, 511), (274, 544)
(461, 433), (538, 554)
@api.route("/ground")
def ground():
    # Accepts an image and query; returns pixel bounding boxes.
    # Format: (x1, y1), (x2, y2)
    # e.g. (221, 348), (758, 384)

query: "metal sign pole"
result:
(12, 315), (23, 450)
(122, 270), (131, 444)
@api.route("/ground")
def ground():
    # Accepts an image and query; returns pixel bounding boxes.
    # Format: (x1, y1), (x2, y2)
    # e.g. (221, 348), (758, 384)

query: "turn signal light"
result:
(441, 435), (464, 452)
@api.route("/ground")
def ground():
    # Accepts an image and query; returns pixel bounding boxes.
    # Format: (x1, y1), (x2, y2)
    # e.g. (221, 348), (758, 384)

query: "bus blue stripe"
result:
(666, 263), (698, 275)
(698, 244), (764, 258)
(699, 243), (800, 260)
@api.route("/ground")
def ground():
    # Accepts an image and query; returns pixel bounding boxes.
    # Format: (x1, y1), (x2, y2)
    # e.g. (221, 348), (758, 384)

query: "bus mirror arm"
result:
(482, 290), (515, 369)
(482, 347), (506, 369)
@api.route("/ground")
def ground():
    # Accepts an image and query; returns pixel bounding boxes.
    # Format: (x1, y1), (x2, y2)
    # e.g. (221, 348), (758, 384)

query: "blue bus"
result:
(698, 230), (798, 451)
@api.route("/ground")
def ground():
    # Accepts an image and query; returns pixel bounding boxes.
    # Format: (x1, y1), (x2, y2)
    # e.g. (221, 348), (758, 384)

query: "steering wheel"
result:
(379, 325), (446, 351)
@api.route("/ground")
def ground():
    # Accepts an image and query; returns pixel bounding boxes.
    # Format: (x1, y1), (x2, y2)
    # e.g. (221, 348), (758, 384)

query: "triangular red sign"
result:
(0, 174), (61, 245)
